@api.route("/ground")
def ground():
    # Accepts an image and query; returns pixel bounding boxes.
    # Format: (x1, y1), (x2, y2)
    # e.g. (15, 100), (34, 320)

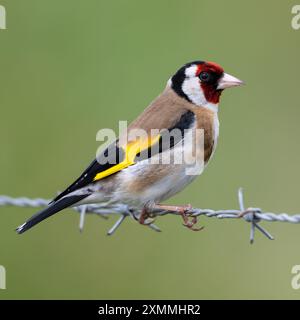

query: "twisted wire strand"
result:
(0, 189), (299, 243)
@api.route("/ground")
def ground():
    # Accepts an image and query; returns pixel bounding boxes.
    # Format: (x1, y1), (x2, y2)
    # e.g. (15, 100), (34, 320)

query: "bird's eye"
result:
(199, 71), (210, 82)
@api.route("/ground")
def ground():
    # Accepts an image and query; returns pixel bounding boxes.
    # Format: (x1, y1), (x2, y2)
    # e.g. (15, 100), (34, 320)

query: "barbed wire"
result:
(1, 188), (300, 243)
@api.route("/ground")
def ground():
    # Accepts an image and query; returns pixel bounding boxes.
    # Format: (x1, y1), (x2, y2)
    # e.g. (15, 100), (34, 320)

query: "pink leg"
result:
(149, 203), (204, 231)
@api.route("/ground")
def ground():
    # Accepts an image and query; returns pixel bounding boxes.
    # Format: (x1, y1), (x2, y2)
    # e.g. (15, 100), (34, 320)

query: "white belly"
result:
(115, 121), (218, 205)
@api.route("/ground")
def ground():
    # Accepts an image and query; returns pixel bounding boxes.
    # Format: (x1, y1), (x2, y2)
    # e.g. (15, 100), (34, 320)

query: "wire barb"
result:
(107, 215), (127, 236)
(79, 205), (87, 233)
(237, 188), (274, 244)
(0, 189), (299, 243)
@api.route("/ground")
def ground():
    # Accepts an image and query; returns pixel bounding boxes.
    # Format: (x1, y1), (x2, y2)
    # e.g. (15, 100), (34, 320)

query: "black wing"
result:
(52, 142), (124, 202)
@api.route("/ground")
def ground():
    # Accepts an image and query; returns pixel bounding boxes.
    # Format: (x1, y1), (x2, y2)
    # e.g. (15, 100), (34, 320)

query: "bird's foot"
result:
(138, 207), (156, 226)
(155, 203), (204, 231)
(180, 206), (204, 231)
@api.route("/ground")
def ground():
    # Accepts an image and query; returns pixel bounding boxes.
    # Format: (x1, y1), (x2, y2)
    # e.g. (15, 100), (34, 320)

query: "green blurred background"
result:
(0, 0), (300, 299)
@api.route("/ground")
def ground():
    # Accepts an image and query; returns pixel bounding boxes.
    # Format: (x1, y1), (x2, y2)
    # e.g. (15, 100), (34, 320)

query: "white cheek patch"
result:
(182, 77), (207, 106)
(182, 77), (218, 112)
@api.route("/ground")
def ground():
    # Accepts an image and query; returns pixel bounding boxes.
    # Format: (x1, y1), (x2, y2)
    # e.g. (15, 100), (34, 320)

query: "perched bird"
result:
(16, 60), (243, 234)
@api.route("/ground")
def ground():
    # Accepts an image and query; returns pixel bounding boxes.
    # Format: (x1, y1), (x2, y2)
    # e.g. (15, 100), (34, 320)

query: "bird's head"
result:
(170, 60), (243, 111)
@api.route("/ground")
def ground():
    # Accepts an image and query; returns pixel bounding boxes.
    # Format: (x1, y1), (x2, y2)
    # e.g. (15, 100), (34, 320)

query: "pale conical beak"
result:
(217, 73), (244, 90)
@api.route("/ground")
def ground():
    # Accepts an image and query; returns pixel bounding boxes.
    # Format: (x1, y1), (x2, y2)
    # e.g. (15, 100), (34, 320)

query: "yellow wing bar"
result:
(93, 135), (160, 181)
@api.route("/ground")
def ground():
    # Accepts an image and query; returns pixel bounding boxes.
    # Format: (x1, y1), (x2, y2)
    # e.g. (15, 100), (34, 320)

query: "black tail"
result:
(16, 194), (88, 234)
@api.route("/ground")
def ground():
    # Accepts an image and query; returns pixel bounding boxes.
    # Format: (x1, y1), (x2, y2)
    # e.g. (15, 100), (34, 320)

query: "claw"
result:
(179, 205), (204, 232)
(138, 207), (156, 226)
(138, 203), (204, 231)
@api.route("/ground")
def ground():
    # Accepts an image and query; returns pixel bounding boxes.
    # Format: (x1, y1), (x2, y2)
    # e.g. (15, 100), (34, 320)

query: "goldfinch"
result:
(16, 60), (243, 234)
